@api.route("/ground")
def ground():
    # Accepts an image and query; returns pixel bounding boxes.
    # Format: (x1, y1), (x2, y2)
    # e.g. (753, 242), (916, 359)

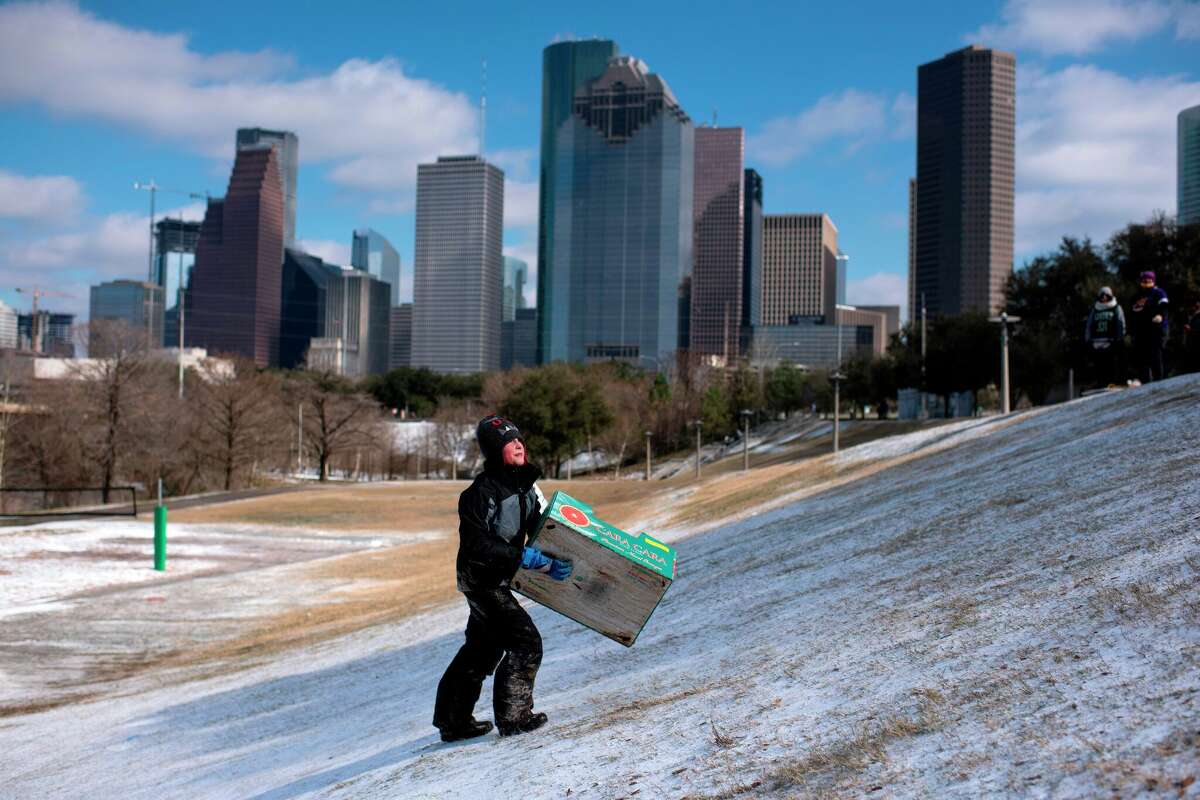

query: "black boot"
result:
(498, 712), (548, 737)
(439, 718), (494, 742)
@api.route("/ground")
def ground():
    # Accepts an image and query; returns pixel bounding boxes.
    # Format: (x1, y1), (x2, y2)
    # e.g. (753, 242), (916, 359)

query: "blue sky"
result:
(0, 0), (1197, 322)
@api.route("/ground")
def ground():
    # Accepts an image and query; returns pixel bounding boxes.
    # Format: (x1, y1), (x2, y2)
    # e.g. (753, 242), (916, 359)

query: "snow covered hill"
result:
(2, 376), (1198, 799)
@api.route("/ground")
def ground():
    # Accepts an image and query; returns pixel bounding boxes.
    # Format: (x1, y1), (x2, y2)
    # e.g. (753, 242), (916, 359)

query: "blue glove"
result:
(547, 558), (573, 581)
(521, 547), (550, 571)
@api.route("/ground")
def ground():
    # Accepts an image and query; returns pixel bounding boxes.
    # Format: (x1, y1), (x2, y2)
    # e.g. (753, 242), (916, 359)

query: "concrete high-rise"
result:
(761, 214), (839, 325)
(0, 300), (17, 350)
(691, 127), (745, 364)
(542, 55), (694, 367)
(187, 146), (285, 367)
(1180, 104), (1200, 226)
(915, 45), (1015, 317)
(536, 39), (620, 363)
(412, 155), (504, 374)
(88, 280), (164, 355)
(742, 169), (764, 329)
(907, 177), (917, 323)
(389, 304), (412, 371)
(352, 228), (403, 305)
(237, 128), (298, 247)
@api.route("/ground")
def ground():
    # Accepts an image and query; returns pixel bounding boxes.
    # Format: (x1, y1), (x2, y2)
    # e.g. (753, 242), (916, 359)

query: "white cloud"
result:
(503, 240), (538, 308)
(504, 180), (538, 229)
(964, 0), (1194, 55)
(0, 200), (204, 318)
(0, 2), (477, 200)
(297, 238), (351, 266)
(847, 272), (907, 321)
(1175, 0), (1200, 37)
(890, 92), (916, 140)
(1014, 64), (1199, 255)
(748, 89), (912, 167)
(0, 170), (85, 222)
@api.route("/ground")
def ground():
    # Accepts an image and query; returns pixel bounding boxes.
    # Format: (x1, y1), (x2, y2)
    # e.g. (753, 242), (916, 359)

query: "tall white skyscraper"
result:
(412, 156), (504, 374)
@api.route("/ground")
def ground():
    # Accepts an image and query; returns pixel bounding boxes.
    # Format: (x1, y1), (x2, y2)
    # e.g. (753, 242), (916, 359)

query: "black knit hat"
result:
(476, 415), (522, 461)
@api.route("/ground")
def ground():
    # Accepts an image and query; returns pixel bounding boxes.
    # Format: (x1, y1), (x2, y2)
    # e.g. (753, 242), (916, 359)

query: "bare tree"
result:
(73, 320), (154, 503)
(431, 398), (476, 480)
(295, 371), (379, 481)
(596, 375), (653, 479)
(191, 357), (283, 490)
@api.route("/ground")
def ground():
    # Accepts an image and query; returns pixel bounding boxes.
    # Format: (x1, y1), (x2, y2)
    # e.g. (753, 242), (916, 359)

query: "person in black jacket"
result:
(432, 415), (572, 742)
(1084, 286), (1126, 387)
(1129, 270), (1169, 383)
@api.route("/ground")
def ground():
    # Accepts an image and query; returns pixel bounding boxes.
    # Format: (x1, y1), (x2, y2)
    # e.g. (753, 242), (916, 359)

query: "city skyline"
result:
(0, 0), (1196, 325)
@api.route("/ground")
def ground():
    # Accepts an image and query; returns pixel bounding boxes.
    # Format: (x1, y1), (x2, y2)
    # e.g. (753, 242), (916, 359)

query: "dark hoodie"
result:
(454, 459), (544, 593)
(1130, 285), (1169, 336)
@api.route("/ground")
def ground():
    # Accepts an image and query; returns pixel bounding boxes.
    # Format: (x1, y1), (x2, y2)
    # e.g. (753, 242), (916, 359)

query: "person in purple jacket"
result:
(1129, 271), (1169, 383)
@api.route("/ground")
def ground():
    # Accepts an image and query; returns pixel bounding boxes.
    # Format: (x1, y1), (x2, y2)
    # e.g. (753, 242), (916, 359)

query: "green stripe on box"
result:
(544, 490), (676, 580)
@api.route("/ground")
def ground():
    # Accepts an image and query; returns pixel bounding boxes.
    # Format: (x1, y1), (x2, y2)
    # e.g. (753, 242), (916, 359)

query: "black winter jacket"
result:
(455, 461), (545, 592)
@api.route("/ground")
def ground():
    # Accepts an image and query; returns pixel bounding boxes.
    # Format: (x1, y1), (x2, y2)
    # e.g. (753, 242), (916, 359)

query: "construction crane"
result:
(14, 286), (75, 354)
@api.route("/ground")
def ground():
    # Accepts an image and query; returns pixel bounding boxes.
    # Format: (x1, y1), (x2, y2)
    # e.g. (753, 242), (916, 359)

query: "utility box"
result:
(512, 490), (676, 647)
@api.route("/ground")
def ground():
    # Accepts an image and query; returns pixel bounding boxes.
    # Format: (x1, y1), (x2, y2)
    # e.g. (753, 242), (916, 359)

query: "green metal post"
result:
(154, 478), (166, 571)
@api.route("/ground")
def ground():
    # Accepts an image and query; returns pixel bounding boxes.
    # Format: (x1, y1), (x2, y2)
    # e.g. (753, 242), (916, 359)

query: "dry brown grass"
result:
(700, 693), (944, 799)
(0, 692), (100, 719)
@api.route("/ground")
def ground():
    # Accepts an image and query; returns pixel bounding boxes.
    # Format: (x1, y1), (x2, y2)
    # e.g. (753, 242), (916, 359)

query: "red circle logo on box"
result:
(561, 505), (590, 527)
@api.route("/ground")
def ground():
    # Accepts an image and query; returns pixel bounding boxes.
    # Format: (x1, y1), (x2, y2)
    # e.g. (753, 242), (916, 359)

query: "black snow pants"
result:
(1134, 333), (1165, 383)
(432, 587), (542, 732)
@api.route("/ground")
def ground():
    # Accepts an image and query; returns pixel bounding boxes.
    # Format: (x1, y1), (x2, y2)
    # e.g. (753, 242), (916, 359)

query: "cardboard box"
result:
(511, 490), (676, 647)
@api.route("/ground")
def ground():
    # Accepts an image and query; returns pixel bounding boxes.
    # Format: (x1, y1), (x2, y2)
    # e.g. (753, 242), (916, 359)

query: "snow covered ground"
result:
(2, 376), (1198, 798)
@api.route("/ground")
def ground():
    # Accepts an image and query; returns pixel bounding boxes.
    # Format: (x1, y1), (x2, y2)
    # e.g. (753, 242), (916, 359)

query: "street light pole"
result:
(740, 409), (751, 471)
(644, 430), (652, 481)
(988, 312), (1021, 414)
(920, 291), (928, 419)
(691, 419), (702, 480)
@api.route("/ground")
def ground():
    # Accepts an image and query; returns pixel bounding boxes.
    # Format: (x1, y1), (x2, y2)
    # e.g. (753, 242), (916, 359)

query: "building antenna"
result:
(480, 57), (487, 157)
(712, 108), (718, 127)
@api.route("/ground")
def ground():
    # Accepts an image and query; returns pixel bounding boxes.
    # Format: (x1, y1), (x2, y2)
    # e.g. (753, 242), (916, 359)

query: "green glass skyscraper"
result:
(545, 55), (694, 367)
(1180, 104), (1200, 226)
(536, 38), (619, 363)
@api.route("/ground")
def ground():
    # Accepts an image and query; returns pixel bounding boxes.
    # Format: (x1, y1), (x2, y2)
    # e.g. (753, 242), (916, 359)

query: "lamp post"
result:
(644, 430), (653, 481)
(831, 369), (846, 453)
(740, 409), (752, 471)
(988, 312), (1021, 414)
(690, 419), (702, 480)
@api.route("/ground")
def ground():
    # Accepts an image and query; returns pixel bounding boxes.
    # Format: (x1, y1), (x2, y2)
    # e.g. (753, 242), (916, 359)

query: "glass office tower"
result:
(352, 228), (404, 305)
(546, 55), (694, 367)
(536, 39), (619, 363)
(1180, 104), (1200, 226)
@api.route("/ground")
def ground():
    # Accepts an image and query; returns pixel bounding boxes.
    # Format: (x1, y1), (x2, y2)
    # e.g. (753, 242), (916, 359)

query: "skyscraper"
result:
(761, 214), (839, 325)
(543, 55), (694, 367)
(412, 155), (504, 374)
(536, 39), (620, 363)
(1180, 104), (1200, 226)
(503, 256), (528, 323)
(352, 228), (404, 305)
(907, 177), (917, 324)
(187, 146), (285, 367)
(915, 45), (1015, 317)
(691, 127), (745, 364)
(88, 280), (164, 355)
(280, 248), (339, 369)
(236, 128), (298, 247)
(0, 300), (17, 350)
(742, 169), (764, 333)
(155, 218), (201, 347)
